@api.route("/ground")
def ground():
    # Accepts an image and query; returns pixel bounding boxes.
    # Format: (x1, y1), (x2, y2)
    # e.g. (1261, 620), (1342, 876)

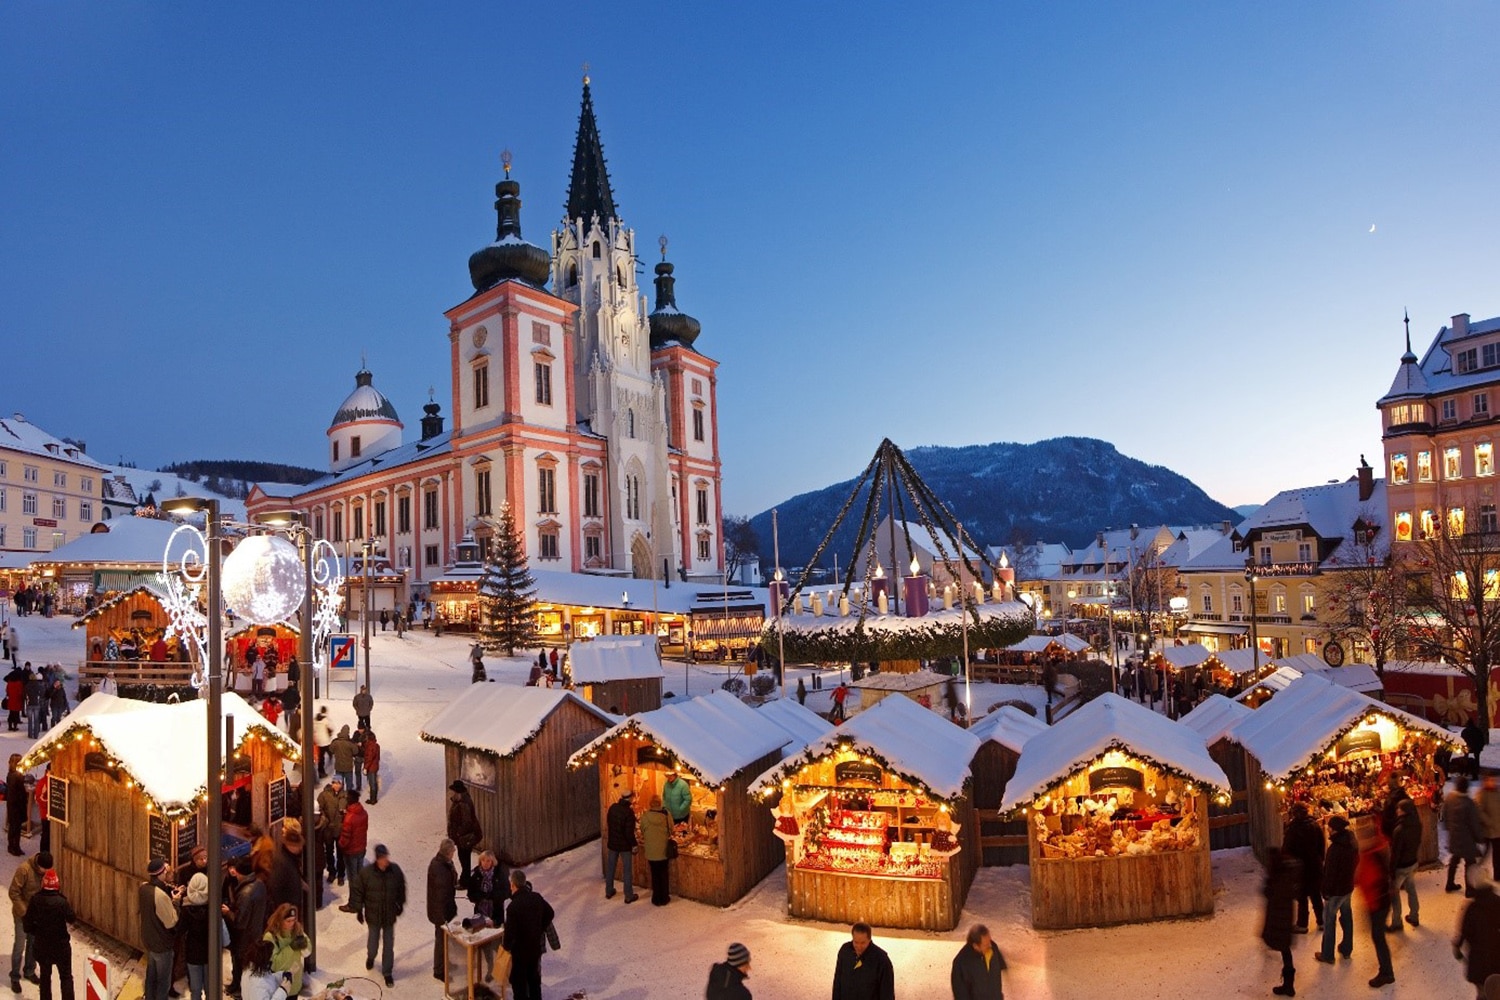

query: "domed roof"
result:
(330, 370), (401, 429)
(648, 254), (701, 350)
(469, 165), (551, 292)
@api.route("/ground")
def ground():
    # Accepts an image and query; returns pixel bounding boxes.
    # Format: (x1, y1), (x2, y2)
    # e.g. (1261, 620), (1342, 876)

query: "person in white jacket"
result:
(312, 708), (334, 780)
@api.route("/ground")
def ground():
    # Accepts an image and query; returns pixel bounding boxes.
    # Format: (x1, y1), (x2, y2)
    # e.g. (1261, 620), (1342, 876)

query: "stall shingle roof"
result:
(421, 686), (613, 758)
(1155, 644), (1215, 669)
(755, 698), (834, 757)
(1000, 693), (1230, 810)
(566, 636), (665, 683)
(969, 705), (1048, 754)
(568, 691), (791, 786)
(1178, 694), (1252, 745)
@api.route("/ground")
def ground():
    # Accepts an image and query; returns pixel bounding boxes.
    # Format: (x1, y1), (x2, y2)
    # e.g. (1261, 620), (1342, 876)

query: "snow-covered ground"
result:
(0, 613), (1489, 999)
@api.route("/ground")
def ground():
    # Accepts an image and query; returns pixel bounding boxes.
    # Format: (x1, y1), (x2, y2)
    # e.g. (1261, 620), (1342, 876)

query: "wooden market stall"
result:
(565, 636), (665, 715)
(850, 669), (950, 713)
(969, 706), (1048, 866)
(421, 686), (614, 866)
(1178, 694), (1253, 850)
(72, 583), (198, 692)
(1228, 673), (1461, 866)
(18, 692), (300, 951)
(567, 691), (795, 907)
(1000, 693), (1228, 930)
(750, 695), (983, 931)
(225, 622), (299, 692)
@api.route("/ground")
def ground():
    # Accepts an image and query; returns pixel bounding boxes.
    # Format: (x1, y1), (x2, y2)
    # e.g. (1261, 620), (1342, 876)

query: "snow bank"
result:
(420, 686), (612, 757)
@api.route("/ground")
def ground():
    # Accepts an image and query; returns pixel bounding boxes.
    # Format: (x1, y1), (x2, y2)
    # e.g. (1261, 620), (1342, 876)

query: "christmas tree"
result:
(478, 502), (539, 655)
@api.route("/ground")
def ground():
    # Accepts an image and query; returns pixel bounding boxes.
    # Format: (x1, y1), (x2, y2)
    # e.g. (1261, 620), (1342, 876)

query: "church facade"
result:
(248, 81), (724, 592)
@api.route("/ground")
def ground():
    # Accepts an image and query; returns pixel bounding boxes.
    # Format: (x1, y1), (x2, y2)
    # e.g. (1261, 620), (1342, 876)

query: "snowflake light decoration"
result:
(309, 537), (345, 670)
(160, 523), (211, 689)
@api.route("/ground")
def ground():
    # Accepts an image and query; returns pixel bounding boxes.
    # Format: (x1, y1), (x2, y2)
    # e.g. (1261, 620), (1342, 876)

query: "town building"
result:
(0, 412), (109, 559)
(248, 80), (726, 603)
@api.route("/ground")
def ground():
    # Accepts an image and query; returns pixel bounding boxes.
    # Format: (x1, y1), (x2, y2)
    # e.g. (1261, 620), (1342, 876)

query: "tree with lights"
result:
(478, 502), (538, 656)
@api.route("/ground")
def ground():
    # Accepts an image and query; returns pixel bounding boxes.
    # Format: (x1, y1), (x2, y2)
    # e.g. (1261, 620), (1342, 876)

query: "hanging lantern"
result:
(221, 534), (306, 625)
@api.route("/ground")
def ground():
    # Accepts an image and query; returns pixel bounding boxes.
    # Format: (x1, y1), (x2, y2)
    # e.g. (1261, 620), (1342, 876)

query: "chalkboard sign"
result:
(1336, 728), (1383, 759)
(1088, 766), (1145, 793)
(175, 817), (198, 868)
(269, 778), (288, 824)
(47, 776), (68, 827)
(149, 814), (172, 867)
(834, 761), (884, 786)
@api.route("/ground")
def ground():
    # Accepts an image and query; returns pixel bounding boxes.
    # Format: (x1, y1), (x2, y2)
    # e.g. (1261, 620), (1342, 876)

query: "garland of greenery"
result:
(1258, 706), (1463, 783)
(752, 733), (973, 805)
(768, 603), (1032, 664)
(999, 741), (1232, 819)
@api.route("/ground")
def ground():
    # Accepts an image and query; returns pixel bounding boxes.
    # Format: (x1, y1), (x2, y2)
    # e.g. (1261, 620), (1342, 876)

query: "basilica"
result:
(248, 80), (724, 598)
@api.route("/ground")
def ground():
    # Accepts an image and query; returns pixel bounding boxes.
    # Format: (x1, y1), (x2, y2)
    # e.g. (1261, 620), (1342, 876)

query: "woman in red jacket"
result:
(1356, 823), (1395, 988)
(338, 788), (370, 886)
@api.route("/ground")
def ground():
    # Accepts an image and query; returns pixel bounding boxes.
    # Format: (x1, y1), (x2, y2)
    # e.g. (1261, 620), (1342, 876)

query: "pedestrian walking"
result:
(179, 874), (210, 1000)
(338, 789), (369, 886)
(23, 669), (43, 740)
(1447, 777), (1487, 895)
(832, 923), (894, 1000)
(1357, 822), (1395, 987)
(830, 683), (848, 723)
(6, 628), (16, 669)
(44, 681), (65, 728)
(316, 778), (347, 886)
(229, 858), (268, 998)
(263, 903), (309, 997)
(138, 858), (181, 1000)
(1260, 847), (1300, 996)
(349, 844), (406, 988)
(8, 756), (30, 856)
(796, 677), (807, 706)
(447, 781), (483, 881)
(22, 869), (73, 1000)
(604, 791), (639, 903)
(1478, 776), (1500, 882)
(705, 943), (752, 1000)
(362, 729), (381, 805)
(251, 654), (266, 698)
(312, 708), (333, 780)
(950, 923), (1006, 1000)
(640, 795), (672, 906)
(1455, 870), (1500, 999)
(1388, 798), (1421, 930)
(1463, 717), (1488, 779)
(279, 683), (299, 738)
(266, 821), (308, 915)
(426, 840), (458, 982)
(9, 849), (48, 992)
(1282, 803), (1324, 933)
(1315, 815), (1357, 964)
(352, 686), (373, 730)
(329, 726), (357, 790)
(469, 643), (486, 683)
(501, 870), (554, 1000)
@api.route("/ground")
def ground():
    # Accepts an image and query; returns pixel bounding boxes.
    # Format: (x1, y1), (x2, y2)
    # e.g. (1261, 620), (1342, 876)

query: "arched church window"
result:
(567, 262), (578, 286)
(627, 408), (636, 439)
(592, 242), (601, 259)
(616, 265), (624, 287)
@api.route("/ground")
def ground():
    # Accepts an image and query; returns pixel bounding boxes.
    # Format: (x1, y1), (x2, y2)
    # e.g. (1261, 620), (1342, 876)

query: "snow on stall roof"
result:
(750, 695), (982, 801)
(32, 516), (188, 568)
(0, 551), (35, 571)
(1227, 673), (1460, 781)
(1216, 648), (1273, 675)
(1235, 666), (1302, 701)
(969, 704), (1047, 754)
(1004, 633), (1092, 655)
(566, 636), (665, 683)
(1383, 659), (1466, 677)
(420, 685), (612, 757)
(567, 690), (791, 786)
(535, 570), (767, 616)
(1237, 660), (1383, 702)
(1178, 694), (1252, 746)
(1000, 693), (1229, 810)
(852, 669), (948, 692)
(1155, 644), (1214, 669)
(755, 698), (834, 757)
(24, 692), (294, 813)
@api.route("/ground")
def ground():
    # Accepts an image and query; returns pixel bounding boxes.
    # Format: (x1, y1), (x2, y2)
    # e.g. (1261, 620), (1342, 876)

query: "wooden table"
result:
(443, 921), (507, 1000)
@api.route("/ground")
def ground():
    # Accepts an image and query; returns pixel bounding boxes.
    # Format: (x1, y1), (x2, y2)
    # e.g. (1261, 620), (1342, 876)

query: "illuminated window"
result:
(1487, 569), (1500, 600)
(1453, 571), (1469, 600)
(1478, 443), (1494, 477)
(1420, 509), (1438, 539)
(1449, 506), (1467, 537)
(1272, 592), (1287, 614)
(1301, 590), (1316, 615)
(1445, 447), (1463, 479)
(1417, 451), (1433, 482)
(1390, 453), (1409, 485)
(1394, 511), (1412, 542)
(1305, 638), (1319, 654)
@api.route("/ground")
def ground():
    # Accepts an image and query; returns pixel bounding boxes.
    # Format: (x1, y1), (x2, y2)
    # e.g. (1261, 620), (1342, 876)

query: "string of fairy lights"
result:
(754, 737), (964, 808)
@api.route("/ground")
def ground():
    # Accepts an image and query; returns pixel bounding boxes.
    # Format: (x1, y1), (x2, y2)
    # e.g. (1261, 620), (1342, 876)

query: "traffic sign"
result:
(329, 634), (357, 672)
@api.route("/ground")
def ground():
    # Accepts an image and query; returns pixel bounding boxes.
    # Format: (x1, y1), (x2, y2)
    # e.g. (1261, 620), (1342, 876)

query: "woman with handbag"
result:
(640, 796), (674, 906)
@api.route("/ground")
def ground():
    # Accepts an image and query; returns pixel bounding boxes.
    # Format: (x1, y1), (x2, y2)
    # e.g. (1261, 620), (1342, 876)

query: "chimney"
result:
(1220, 520), (1232, 534)
(1453, 313), (1471, 337)
(420, 400), (445, 441)
(1096, 531), (1106, 549)
(1357, 454), (1374, 502)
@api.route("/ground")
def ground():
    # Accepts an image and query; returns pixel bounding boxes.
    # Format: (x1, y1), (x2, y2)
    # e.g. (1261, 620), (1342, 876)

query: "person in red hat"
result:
(22, 869), (74, 1000)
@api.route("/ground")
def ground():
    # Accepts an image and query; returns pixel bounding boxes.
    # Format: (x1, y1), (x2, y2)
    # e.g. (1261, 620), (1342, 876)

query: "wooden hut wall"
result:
(443, 702), (606, 866)
(1244, 755), (1282, 864)
(586, 677), (662, 716)
(1028, 832), (1215, 929)
(80, 591), (196, 686)
(970, 743), (1028, 866)
(1207, 738), (1251, 850)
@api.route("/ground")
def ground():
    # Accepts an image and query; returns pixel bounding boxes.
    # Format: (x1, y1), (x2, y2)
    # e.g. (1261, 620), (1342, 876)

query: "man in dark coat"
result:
(502, 870), (554, 1000)
(267, 820), (309, 914)
(832, 923), (895, 1000)
(1463, 718), (1488, 779)
(5, 755), (27, 857)
(950, 923), (1006, 1000)
(426, 839), (458, 981)
(1281, 803), (1325, 932)
(1389, 798), (1422, 930)
(705, 942), (752, 1000)
(228, 857), (266, 998)
(1316, 815), (1358, 964)
(604, 791), (638, 903)
(349, 844), (406, 988)
(22, 869), (73, 1000)
(1447, 777), (1487, 894)
(1261, 848), (1300, 997)
(1455, 871), (1500, 998)
(138, 858), (180, 1000)
(446, 781), (483, 881)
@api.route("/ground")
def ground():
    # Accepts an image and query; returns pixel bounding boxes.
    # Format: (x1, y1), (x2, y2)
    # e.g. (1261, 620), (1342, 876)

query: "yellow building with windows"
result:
(0, 413), (111, 558)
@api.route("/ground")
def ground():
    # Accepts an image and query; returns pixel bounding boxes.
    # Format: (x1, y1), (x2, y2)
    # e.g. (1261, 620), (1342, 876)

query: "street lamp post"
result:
(362, 540), (373, 691)
(1245, 560), (1260, 668)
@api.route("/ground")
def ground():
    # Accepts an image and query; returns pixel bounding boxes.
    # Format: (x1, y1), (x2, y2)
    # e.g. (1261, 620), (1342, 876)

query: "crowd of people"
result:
(1, 664), (69, 743)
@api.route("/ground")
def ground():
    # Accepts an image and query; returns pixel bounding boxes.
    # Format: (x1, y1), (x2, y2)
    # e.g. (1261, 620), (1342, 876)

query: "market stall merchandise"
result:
(225, 622), (300, 691)
(567, 691), (796, 906)
(72, 582), (197, 692)
(1000, 693), (1228, 929)
(18, 692), (300, 951)
(1179, 694), (1253, 849)
(421, 686), (614, 865)
(566, 635), (664, 714)
(969, 705), (1048, 866)
(751, 694), (983, 931)
(1227, 672), (1462, 865)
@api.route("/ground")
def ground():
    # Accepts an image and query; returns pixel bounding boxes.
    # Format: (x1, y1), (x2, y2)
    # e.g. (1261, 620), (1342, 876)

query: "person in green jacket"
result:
(350, 844), (406, 988)
(640, 796), (673, 906)
(662, 769), (692, 825)
(263, 902), (308, 995)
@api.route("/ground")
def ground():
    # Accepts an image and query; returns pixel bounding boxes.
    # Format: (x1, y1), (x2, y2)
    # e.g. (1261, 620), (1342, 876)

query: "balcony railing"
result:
(1248, 561), (1319, 578)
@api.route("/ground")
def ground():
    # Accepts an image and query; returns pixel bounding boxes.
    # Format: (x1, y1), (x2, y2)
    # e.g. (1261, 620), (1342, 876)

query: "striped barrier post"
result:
(85, 954), (108, 1000)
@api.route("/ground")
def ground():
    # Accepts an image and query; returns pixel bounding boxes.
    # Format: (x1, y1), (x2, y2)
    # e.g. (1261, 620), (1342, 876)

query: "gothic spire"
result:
(1401, 308), (1416, 363)
(565, 77), (618, 224)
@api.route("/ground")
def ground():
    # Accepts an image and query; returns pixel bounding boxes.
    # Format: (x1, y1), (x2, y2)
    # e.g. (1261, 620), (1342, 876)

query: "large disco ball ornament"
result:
(221, 535), (305, 625)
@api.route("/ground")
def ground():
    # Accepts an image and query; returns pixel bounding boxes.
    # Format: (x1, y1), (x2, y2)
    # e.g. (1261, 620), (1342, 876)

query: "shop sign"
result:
(149, 814), (172, 867)
(1335, 728), (1383, 758)
(1088, 766), (1145, 793)
(175, 817), (198, 868)
(48, 776), (69, 827)
(834, 761), (884, 786)
(269, 777), (288, 823)
(1262, 530), (1303, 543)
(32, 518), (58, 528)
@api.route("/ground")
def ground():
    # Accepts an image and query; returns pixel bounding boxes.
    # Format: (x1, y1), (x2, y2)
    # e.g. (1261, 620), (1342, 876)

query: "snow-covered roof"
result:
(1184, 478), (1388, 572)
(750, 694), (982, 801)
(1154, 644), (1215, 669)
(1383, 659), (1465, 677)
(71, 580), (171, 627)
(295, 430), (454, 493)
(852, 668), (949, 692)
(1178, 694), (1252, 746)
(568, 690), (791, 787)
(1227, 673), (1461, 780)
(1004, 633), (1092, 655)
(420, 685), (612, 757)
(0, 551), (34, 571)
(1216, 648), (1274, 675)
(778, 600), (1031, 637)
(330, 371), (401, 429)
(1000, 693), (1230, 810)
(566, 636), (664, 683)
(969, 704), (1047, 754)
(0, 414), (105, 469)
(1377, 313), (1500, 405)
(1237, 658), (1384, 701)
(21, 692), (297, 817)
(1235, 666), (1303, 701)
(31, 517), (189, 568)
(755, 698), (834, 757)
(533, 570), (767, 617)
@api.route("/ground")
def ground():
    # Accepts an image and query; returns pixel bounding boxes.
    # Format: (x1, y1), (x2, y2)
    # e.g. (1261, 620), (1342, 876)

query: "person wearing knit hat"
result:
(180, 874), (211, 1000)
(705, 943), (752, 999)
(139, 857), (180, 1000)
(22, 870), (73, 1000)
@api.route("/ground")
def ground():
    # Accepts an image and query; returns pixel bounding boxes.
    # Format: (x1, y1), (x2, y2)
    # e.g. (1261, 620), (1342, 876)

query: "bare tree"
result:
(723, 515), (761, 581)
(1320, 509), (1422, 678)
(1004, 526), (1041, 583)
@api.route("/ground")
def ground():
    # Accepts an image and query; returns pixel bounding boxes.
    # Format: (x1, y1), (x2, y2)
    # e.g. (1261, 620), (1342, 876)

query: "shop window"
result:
(1449, 506), (1467, 537)
(424, 544), (439, 567)
(604, 754), (720, 861)
(538, 530), (560, 561)
(1419, 509), (1437, 540)
(1394, 510), (1412, 542)
(1390, 453), (1409, 485)
(1479, 443), (1495, 477)
(1417, 450), (1433, 482)
(583, 473), (601, 517)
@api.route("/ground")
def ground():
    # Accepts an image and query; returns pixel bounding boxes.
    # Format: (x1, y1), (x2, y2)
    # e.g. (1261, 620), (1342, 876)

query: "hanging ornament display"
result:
(221, 534), (305, 625)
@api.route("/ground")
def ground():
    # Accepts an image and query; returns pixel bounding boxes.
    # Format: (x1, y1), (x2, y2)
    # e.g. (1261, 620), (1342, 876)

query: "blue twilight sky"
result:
(4, 4), (1500, 521)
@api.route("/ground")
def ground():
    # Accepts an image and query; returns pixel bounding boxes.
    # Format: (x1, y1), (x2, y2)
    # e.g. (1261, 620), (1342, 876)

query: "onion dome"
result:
(468, 153), (551, 292)
(648, 236), (702, 350)
(330, 368), (401, 429)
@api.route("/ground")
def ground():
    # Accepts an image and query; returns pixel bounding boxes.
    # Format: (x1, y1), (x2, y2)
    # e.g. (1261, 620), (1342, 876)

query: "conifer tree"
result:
(479, 502), (538, 655)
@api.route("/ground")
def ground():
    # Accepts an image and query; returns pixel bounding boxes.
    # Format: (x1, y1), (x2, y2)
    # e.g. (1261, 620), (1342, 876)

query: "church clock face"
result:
(472, 325), (489, 349)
